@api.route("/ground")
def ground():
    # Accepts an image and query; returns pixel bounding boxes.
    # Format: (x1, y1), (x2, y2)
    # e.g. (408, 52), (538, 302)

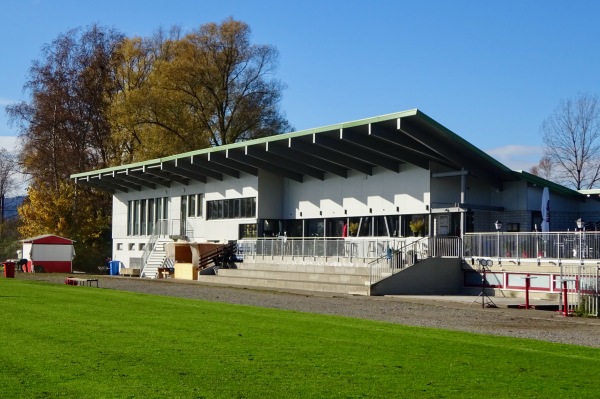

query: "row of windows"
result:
(127, 197), (169, 236)
(207, 197), (256, 220)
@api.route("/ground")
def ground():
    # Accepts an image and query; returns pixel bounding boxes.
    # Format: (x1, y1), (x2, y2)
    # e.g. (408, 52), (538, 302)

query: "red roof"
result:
(21, 234), (75, 245)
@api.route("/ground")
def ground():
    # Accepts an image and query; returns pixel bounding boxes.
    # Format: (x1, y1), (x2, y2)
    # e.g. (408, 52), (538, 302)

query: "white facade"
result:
(72, 109), (600, 269)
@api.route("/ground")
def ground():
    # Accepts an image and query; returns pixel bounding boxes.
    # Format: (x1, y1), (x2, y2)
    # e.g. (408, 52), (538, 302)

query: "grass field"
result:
(1, 279), (600, 398)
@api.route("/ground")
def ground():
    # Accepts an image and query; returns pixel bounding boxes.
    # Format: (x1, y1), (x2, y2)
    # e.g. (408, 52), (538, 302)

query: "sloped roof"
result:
(21, 234), (75, 245)
(71, 109), (520, 192)
(513, 170), (585, 199)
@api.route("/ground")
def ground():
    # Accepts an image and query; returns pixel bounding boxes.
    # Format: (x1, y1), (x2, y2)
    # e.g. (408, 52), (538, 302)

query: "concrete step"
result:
(239, 262), (370, 276)
(216, 268), (369, 285)
(197, 274), (369, 295)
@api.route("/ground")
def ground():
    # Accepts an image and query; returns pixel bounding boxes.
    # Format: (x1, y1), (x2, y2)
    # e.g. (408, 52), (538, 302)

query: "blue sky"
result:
(1, 0), (599, 171)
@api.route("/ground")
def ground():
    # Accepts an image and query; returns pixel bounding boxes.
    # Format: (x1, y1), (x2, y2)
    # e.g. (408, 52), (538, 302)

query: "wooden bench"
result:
(120, 268), (141, 277)
(65, 277), (99, 287)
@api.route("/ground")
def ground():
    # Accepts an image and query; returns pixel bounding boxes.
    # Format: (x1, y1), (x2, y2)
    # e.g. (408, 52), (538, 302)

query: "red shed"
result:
(21, 235), (76, 273)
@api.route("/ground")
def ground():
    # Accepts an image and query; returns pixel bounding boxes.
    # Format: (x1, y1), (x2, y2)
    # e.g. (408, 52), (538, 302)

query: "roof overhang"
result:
(71, 109), (518, 192)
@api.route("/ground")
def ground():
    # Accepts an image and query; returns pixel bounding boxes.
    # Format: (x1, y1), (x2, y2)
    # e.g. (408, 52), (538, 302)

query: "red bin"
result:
(3, 261), (15, 278)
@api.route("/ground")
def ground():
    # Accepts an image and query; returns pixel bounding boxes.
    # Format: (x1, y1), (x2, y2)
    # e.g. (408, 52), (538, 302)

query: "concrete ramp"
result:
(370, 258), (463, 296)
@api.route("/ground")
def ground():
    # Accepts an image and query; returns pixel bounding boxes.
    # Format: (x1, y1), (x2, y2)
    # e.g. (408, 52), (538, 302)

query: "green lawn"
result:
(1, 279), (599, 398)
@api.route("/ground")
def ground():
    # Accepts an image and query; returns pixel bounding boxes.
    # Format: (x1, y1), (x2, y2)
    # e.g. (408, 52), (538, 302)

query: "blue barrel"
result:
(109, 260), (120, 276)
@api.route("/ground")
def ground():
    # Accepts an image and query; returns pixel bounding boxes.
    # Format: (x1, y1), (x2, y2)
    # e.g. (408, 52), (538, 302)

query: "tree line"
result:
(5, 18), (291, 269)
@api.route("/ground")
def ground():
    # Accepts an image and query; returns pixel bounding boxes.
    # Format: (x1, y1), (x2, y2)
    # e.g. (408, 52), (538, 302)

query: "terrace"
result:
(236, 230), (600, 315)
(463, 230), (600, 266)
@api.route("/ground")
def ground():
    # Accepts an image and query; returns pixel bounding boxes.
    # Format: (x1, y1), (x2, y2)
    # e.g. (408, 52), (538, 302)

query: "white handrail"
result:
(463, 231), (600, 265)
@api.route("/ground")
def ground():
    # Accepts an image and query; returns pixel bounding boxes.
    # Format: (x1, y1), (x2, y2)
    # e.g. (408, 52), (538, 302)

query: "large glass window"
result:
(207, 197), (256, 220)
(183, 194), (204, 218)
(285, 220), (303, 237)
(374, 216), (389, 237)
(305, 218), (324, 237)
(127, 196), (169, 237)
(148, 198), (155, 234)
(188, 194), (196, 217)
(140, 199), (147, 235)
(239, 223), (257, 239)
(133, 200), (139, 235)
(127, 200), (133, 236)
(326, 218), (346, 237)
(197, 194), (203, 217)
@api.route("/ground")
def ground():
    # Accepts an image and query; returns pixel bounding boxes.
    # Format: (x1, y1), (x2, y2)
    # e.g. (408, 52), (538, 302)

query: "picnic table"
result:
(65, 277), (99, 287)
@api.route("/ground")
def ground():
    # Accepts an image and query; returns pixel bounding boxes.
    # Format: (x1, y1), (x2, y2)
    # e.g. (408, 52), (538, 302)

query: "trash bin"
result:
(3, 261), (15, 278)
(109, 260), (121, 276)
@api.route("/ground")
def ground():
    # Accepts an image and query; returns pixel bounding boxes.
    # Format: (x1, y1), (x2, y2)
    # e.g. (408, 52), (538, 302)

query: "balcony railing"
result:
(238, 236), (463, 260)
(464, 231), (600, 264)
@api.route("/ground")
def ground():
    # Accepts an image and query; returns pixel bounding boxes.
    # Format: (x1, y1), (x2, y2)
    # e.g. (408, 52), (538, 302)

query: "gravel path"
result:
(15, 273), (600, 348)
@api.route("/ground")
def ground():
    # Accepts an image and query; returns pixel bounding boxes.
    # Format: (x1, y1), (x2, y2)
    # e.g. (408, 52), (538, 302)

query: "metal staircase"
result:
(137, 219), (193, 279)
(140, 238), (172, 279)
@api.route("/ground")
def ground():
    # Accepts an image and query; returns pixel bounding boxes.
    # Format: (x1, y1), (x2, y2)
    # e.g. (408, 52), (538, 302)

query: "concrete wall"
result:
(283, 165), (430, 219)
(370, 258), (463, 295)
(257, 170), (284, 219)
(201, 173), (259, 241)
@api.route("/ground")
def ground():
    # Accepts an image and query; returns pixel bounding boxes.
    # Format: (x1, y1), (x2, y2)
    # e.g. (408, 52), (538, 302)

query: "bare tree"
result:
(541, 93), (600, 190)
(6, 24), (124, 186)
(529, 154), (554, 180)
(0, 149), (17, 223)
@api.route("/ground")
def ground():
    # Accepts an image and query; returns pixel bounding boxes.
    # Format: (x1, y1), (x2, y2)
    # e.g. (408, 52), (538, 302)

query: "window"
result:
(506, 223), (520, 232)
(140, 199), (147, 235)
(148, 198), (155, 234)
(197, 194), (203, 217)
(185, 194), (204, 218)
(207, 197), (256, 220)
(127, 196), (169, 236)
(232, 198), (240, 218)
(239, 223), (257, 239)
(188, 194), (196, 217)
(127, 201), (133, 236)
(133, 200), (139, 235)
(116, 243), (123, 250)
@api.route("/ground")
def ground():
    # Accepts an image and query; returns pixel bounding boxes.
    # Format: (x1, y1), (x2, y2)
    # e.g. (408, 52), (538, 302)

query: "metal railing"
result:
(368, 238), (424, 286)
(139, 220), (168, 278)
(367, 237), (463, 287)
(464, 231), (600, 265)
(560, 264), (600, 317)
(138, 219), (194, 278)
(238, 236), (462, 263)
(238, 237), (406, 259)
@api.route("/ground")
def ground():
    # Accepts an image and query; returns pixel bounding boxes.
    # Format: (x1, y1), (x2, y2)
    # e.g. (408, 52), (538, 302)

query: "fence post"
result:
(562, 280), (569, 316)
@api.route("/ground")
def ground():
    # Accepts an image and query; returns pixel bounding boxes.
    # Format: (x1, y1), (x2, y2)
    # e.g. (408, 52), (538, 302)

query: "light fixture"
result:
(494, 220), (503, 231)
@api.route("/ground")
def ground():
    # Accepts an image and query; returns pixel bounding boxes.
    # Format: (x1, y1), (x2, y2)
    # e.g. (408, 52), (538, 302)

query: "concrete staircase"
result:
(197, 262), (371, 295)
(140, 238), (172, 279)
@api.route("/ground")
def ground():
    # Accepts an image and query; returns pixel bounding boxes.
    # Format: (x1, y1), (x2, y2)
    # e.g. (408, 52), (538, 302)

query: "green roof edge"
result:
(413, 110), (514, 174)
(513, 170), (583, 198)
(71, 109), (420, 178)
